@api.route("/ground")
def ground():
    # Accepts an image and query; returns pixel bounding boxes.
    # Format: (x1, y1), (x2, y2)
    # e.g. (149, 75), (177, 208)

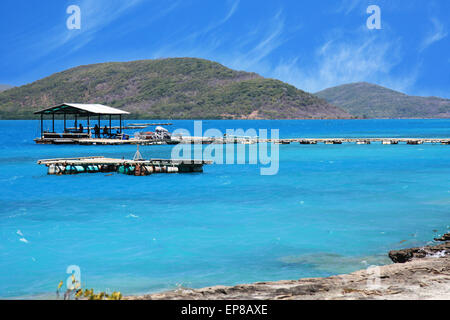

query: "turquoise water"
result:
(0, 119), (449, 298)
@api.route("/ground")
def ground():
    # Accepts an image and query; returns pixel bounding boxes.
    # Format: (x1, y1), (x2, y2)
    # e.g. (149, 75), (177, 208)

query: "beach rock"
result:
(389, 242), (450, 263)
(389, 249), (416, 263)
(434, 233), (450, 242)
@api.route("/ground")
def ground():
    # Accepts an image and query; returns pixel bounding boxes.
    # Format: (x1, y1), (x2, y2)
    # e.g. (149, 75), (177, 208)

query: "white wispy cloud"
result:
(219, 9), (287, 74)
(271, 33), (418, 93)
(31, 0), (146, 58)
(151, 0), (240, 58)
(181, 0), (240, 44)
(63, 0), (146, 51)
(232, 10), (285, 68)
(220, 0), (240, 25)
(110, 1), (183, 40)
(420, 17), (448, 52)
(335, 0), (363, 15)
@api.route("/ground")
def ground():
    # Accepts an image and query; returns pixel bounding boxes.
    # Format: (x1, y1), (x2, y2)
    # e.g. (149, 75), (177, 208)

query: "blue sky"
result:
(0, 0), (448, 97)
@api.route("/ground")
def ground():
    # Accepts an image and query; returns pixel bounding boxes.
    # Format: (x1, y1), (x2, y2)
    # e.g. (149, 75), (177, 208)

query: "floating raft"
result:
(37, 157), (212, 176)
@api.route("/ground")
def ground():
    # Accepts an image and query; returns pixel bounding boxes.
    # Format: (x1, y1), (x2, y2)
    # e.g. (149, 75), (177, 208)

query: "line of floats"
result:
(39, 136), (450, 146)
(38, 156), (212, 176)
(174, 136), (450, 145)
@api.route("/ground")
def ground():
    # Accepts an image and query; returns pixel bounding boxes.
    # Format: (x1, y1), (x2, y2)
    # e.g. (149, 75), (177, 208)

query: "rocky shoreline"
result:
(127, 233), (450, 300)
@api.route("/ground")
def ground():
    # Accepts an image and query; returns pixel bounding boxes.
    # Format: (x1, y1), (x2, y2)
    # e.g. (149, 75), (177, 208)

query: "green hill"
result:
(316, 82), (450, 119)
(0, 58), (350, 119)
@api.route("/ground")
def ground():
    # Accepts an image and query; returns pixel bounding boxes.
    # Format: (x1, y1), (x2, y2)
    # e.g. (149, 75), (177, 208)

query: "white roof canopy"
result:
(35, 103), (130, 115)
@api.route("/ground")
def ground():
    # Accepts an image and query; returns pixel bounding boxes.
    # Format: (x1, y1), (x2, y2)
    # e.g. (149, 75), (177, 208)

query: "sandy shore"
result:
(127, 235), (450, 300)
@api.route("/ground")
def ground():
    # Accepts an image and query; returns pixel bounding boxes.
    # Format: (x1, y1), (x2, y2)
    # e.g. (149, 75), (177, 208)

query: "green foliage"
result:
(57, 282), (123, 300)
(316, 82), (450, 119)
(0, 58), (349, 119)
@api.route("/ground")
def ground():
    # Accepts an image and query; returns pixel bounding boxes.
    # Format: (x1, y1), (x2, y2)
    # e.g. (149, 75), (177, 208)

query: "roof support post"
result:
(109, 115), (112, 135)
(87, 115), (90, 137)
(52, 113), (55, 133)
(40, 114), (43, 138)
(119, 115), (122, 133)
(98, 115), (101, 138)
(64, 113), (66, 132)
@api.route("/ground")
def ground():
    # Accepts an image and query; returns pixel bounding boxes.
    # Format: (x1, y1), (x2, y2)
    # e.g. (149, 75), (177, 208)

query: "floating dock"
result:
(270, 138), (450, 145)
(35, 136), (450, 146)
(37, 157), (212, 175)
(172, 136), (449, 145)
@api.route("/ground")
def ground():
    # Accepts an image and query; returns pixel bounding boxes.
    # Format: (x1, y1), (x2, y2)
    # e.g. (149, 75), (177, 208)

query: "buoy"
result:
(118, 165), (135, 175)
(166, 166), (179, 173)
(48, 164), (66, 175)
(135, 164), (142, 176)
(48, 164), (57, 175)
(144, 166), (154, 174)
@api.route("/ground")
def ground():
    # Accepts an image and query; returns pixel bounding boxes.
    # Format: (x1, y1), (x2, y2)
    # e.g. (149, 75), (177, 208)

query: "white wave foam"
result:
(427, 250), (447, 258)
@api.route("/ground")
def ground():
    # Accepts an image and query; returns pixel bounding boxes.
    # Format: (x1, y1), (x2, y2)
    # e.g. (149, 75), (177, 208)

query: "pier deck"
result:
(268, 137), (450, 145)
(35, 136), (450, 146)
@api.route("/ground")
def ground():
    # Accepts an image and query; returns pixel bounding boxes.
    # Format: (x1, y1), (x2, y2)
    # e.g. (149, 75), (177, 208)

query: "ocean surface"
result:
(0, 119), (449, 298)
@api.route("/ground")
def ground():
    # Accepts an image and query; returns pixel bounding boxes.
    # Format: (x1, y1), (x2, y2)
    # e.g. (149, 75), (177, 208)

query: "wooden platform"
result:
(175, 137), (450, 145)
(38, 157), (213, 175)
(271, 138), (450, 145)
(35, 136), (450, 146)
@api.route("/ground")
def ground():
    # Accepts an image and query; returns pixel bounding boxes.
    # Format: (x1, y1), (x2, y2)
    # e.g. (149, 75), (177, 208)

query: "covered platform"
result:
(34, 103), (130, 144)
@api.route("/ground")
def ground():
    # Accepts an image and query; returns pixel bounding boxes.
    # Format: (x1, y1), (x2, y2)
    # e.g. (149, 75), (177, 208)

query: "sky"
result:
(0, 0), (448, 97)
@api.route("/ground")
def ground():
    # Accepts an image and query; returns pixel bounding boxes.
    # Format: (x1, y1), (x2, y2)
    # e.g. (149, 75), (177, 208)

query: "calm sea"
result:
(0, 119), (449, 298)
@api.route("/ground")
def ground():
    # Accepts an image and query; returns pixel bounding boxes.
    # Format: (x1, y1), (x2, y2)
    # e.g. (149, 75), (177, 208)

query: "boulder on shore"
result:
(389, 240), (449, 263)
(434, 233), (450, 242)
